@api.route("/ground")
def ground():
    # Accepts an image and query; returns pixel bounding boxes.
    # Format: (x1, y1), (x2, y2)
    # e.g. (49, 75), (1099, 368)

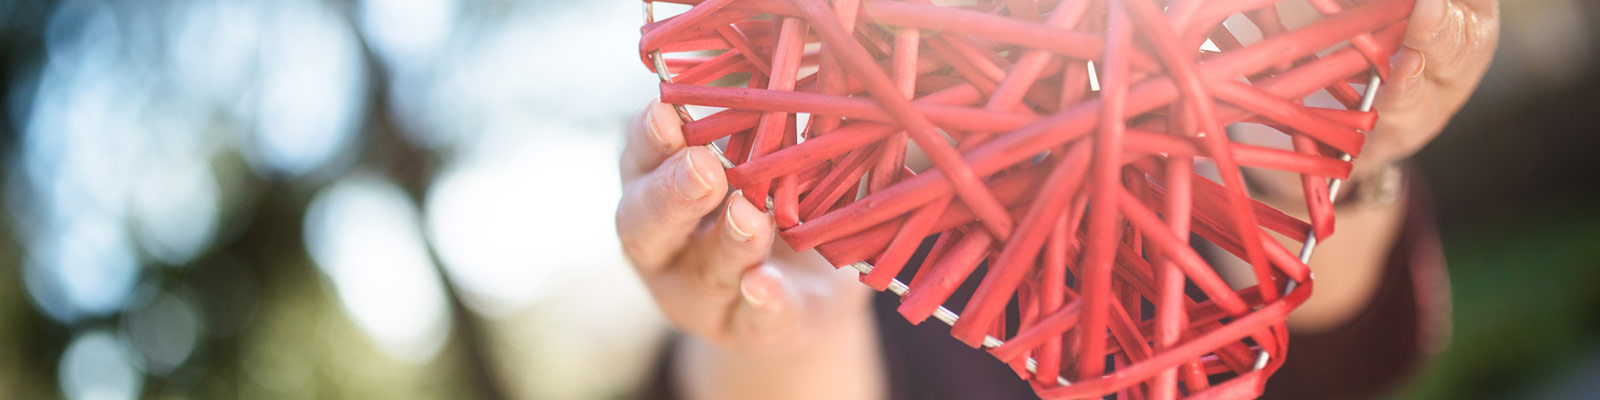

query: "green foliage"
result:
(1391, 200), (1600, 400)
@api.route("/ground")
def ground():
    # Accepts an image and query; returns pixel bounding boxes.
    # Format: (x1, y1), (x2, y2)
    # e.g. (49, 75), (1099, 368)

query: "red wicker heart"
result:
(641, 0), (1408, 398)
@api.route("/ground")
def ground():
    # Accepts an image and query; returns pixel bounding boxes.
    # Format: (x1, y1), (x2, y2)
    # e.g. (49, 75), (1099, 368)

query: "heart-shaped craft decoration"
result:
(641, 0), (1407, 398)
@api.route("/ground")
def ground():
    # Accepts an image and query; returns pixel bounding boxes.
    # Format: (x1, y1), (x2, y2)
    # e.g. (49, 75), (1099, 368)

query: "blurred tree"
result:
(2, 0), (61, 397)
(0, 0), (516, 398)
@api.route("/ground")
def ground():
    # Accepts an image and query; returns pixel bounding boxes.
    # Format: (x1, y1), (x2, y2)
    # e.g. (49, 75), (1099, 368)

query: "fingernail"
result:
(1391, 49), (1425, 87)
(726, 201), (755, 241)
(740, 279), (766, 308)
(673, 153), (710, 200)
(1406, 51), (1426, 86)
(647, 102), (671, 149)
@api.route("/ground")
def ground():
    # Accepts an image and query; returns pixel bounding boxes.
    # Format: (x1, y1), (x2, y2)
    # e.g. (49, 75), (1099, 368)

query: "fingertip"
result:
(684, 146), (729, 192)
(670, 149), (715, 201)
(739, 265), (787, 310)
(1375, 49), (1427, 108)
(649, 99), (687, 150)
(1393, 48), (1426, 86)
(622, 99), (689, 182)
(734, 265), (799, 343)
(725, 195), (773, 243)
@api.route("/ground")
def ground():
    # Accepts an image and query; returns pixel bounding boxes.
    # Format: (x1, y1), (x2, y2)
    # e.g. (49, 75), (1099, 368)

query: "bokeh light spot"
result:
(243, 0), (368, 179)
(58, 330), (143, 400)
(304, 174), (451, 363)
(425, 124), (624, 315)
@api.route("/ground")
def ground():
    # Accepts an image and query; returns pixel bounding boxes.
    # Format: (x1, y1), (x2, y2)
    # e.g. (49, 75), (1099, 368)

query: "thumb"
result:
(1403, 0), (1498, 80)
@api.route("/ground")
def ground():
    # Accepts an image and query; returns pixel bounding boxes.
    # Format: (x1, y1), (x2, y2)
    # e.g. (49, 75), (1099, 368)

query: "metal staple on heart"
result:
(640, 0), (1409, 398)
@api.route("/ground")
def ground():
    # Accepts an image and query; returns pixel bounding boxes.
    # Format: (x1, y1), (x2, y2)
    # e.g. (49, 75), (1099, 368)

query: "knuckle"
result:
(655, 302), (699, 333)
(616, 232), (655, 270)
(648, 187), (712, 223)
(690, 248), (749, 292)
(652, 186), (725, 222)
(737, 313), (796, 346)
(659, 306), (720, 343)
(616, 191), (667, 269)
(619, 159), (641, 184)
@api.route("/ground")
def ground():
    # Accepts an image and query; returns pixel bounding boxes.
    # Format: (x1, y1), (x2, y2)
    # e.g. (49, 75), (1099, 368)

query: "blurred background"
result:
(0, 0), (1594, 399)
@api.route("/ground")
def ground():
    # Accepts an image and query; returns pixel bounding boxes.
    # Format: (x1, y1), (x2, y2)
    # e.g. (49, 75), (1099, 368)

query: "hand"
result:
(1241, 0), (1499, 205)
(1357, 0), (1499, 178)
(1220, 0), (1498, 332)
(617, 99), (882, 399)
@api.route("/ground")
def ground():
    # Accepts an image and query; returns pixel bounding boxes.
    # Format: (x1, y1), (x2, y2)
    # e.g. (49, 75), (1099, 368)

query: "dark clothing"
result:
(1259, 168), (1452, 399)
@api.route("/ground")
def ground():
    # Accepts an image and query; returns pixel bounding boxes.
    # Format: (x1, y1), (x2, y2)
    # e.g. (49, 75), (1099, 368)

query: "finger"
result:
(1404, 0), (1498, 80)
(652, 262), (799, 348)
(622, 99), (689, 184)
(731, 264), (801, 346)
(1376, 47), (1429, 111)
(617, 147), (728, 272)
(643, 219), (780, 344)
(677, 194), (776, 290)
(1363, 48), (1436, 172)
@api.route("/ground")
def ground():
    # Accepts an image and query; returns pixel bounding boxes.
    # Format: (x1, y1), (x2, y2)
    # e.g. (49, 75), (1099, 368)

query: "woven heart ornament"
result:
(641, 0), (1408, 398)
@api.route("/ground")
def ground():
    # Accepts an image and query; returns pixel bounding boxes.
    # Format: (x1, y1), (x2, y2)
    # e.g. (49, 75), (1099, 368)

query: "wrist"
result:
(674, 300), (884, 400)
(1333, 161), (1405, 210)
(1245, 160), (1406, 215)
